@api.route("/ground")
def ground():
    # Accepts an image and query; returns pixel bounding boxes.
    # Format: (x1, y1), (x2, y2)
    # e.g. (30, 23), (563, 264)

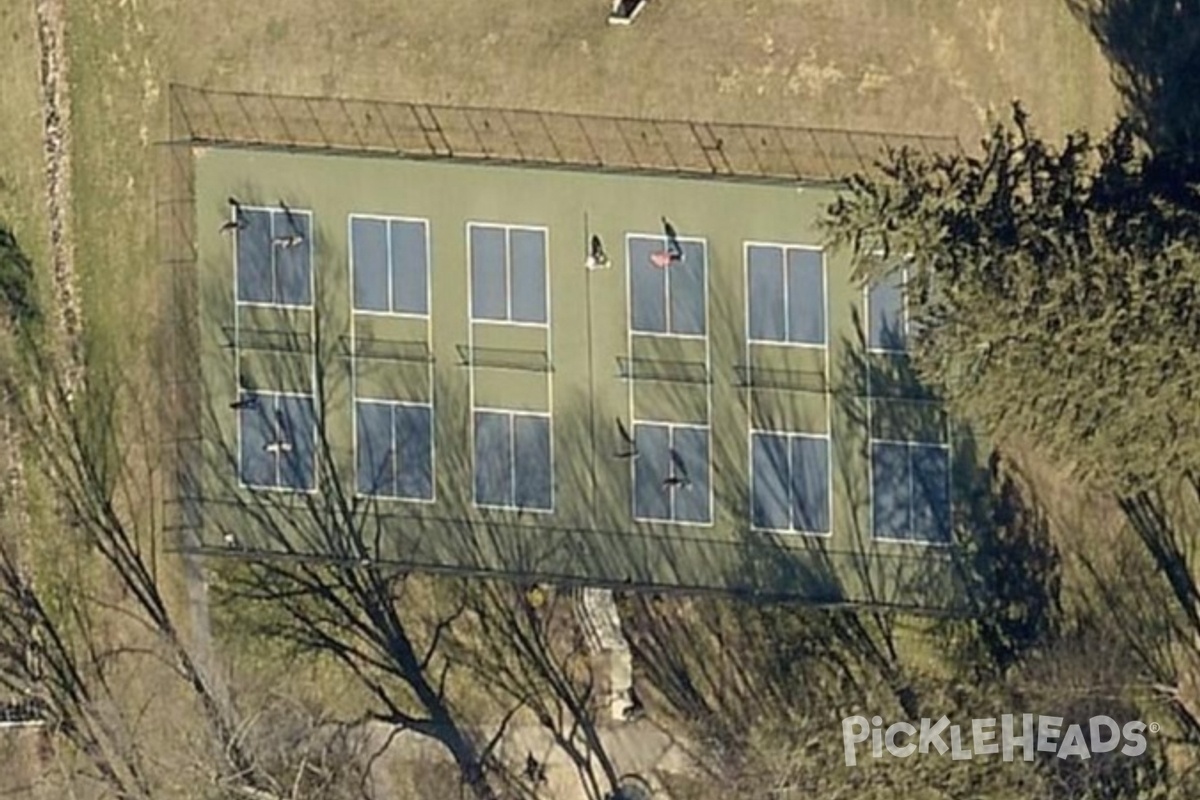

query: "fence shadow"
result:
(620, 312), (1066, 761)
(165, 84), (962, 187)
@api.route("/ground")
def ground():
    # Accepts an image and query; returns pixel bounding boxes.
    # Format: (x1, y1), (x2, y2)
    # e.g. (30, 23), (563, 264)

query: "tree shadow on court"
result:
(178, 187), (1083, 794)
(937, 448), (1064, 676)
(829, 306), (1187, 793)
(181, 193), (973, 795)
(186, 198), (711, 799)
(184, 203), (512, 799)
(1068, 0), (1200, 179)
(611, 291), (946, 734)
(831, 314), (1064, 686)
(612, 299), (1058, 758)
(806, 317), (1182, 797)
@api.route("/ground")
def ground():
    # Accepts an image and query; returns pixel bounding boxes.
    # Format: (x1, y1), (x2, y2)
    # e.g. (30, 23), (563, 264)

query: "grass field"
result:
(3, 0), (1124, 721)
(0, 0), (1132, 793)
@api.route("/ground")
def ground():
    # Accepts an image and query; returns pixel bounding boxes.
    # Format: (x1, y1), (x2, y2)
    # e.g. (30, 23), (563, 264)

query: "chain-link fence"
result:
(168, 84), (960, 185)
(156, 93), (201, 552)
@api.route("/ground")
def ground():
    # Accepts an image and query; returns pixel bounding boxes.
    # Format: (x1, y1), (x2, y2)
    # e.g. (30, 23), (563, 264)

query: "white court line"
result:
(466, 220), (554, 512)
(742, 240), (829, 349)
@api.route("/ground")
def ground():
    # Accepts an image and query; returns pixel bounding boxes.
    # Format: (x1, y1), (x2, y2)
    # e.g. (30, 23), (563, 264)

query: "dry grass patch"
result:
(0, 3), (50, 264)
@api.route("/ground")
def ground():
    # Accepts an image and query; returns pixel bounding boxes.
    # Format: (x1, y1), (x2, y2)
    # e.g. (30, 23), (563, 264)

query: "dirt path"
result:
(33, 0), (83, 393)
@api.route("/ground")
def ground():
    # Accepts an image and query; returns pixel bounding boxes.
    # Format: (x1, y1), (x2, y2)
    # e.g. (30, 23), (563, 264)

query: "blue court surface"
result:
(237, 392), (316, 490)
(236, 208), (313, 306)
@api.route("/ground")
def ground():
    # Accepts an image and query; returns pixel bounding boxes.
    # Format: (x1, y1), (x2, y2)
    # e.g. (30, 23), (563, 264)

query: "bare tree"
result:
(214, 535), (509, 799)
(0, 530), (153, 799)
(0, 225), (367, 799)
(204, 336), (511, 800)
(197, 270), (648, 799)
(449, 580), (624, 800)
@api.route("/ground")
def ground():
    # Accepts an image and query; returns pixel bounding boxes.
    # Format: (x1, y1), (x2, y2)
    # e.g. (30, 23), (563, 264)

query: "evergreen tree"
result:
(825, 106), (1200, 492)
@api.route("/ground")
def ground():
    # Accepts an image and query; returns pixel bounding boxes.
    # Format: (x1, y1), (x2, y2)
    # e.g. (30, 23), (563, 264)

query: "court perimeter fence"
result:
(154, 84), (965, 605)
(167, 83), (962, 185)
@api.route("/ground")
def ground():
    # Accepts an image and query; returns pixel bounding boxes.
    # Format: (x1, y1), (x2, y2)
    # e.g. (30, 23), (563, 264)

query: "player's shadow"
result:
(1068, 0), (1200, 177)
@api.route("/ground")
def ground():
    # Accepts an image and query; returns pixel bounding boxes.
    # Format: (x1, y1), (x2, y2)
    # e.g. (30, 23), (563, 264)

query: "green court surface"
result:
(172, 101), (969, 612)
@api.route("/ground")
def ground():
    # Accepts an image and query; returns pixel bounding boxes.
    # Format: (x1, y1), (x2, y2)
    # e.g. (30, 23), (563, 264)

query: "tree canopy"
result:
(824, 107), (1200, 493)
